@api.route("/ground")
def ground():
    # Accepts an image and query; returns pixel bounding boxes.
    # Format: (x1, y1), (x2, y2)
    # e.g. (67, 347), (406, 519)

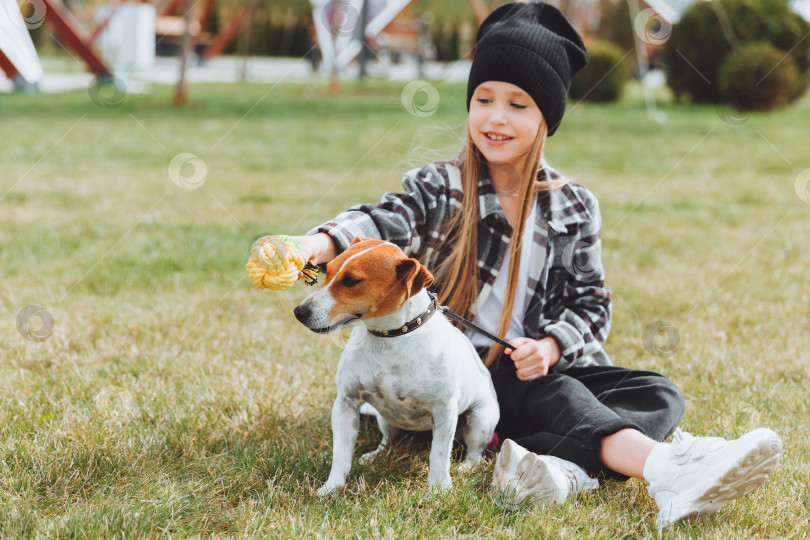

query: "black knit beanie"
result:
(466, 2), (588, 136)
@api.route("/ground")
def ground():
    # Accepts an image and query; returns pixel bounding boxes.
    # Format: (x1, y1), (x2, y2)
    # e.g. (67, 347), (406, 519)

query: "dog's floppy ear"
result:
(349, 236), (373, 246)
(395, 258), (434, 298)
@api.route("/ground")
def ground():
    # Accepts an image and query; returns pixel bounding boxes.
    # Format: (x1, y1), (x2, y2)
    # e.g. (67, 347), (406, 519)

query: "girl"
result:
(275, 2), (781, 528)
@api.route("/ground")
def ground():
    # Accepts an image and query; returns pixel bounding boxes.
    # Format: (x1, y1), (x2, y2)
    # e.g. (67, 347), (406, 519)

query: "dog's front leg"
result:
(427, 402), (458, 491)
(317, 394), (360, 496)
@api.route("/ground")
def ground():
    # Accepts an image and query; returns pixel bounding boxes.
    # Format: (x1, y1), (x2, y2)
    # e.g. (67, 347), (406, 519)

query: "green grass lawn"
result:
(1, 78), (808, 538)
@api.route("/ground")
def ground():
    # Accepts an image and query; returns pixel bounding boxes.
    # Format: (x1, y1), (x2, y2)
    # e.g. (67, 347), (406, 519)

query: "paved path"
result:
(1, 55), (471, 94)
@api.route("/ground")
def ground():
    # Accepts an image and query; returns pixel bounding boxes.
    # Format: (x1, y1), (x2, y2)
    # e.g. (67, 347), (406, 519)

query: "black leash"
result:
(434, 294), (516, 352)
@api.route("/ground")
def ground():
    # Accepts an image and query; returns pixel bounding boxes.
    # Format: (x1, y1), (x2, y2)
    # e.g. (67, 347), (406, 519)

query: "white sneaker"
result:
(490, 439), (530, 493)
(490, 439), (598, 510)
(645, 428), (782, 528)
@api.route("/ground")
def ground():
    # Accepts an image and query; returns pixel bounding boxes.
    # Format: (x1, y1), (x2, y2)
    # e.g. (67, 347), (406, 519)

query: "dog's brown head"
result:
(294, 237), (433, 332)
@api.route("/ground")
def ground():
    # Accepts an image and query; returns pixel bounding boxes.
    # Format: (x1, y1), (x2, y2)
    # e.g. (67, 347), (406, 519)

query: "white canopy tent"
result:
(0, 0), (44, 86)
(310, 0), (414, 81)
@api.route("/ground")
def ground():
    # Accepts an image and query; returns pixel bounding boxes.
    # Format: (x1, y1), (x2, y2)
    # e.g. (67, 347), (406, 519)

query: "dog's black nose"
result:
(293, 304), (311, 324)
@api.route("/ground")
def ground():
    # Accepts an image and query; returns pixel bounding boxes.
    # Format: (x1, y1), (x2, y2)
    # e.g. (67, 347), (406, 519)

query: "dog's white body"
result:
(294, 239), (499, 494)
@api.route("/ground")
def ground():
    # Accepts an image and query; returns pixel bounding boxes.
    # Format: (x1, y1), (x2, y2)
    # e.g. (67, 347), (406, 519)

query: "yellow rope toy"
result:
(247, 235), (320, 290)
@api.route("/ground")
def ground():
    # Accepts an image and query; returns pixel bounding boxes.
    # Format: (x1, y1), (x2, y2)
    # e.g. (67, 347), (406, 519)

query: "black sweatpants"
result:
(483, 350), (685, 480)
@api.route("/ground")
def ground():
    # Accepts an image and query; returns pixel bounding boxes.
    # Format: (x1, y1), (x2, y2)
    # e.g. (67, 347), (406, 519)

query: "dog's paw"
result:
(456, 460), (475, 472)
(359, 448), (384, 465)
(427, 475), (452, 492)
(316, 483), (342, 497)
(457, 454), (484, 471)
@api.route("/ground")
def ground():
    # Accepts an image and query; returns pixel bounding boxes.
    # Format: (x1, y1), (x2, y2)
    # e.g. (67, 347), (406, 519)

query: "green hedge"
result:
(569, 40), (630, 102)
(663, 0), (809, 108)
(719, 41), (801, 110)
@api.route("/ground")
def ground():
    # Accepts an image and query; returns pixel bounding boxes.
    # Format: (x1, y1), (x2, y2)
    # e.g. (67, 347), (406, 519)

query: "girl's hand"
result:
(504, 337), (561, 381)
(300, 233), (337, 265)
(281, 233), (337, 276)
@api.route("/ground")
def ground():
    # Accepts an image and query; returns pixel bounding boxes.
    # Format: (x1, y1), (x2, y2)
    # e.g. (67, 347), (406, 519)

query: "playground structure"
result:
(0, 0), (433, 92)
(2, 0), (725, 93)
(0, 0), (259, 90)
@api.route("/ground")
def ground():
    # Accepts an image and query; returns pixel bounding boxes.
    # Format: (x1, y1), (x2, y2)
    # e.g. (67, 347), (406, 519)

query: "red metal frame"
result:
(159, 0), (252, 62)
(41, 0), (112, 78)
(0, 49), (21, 79)
(200, 4), (254, 62)
(197, 0), (216, 36)
(6, 0), (261, 81)
(160, 0), (185, 16)
(87, 0), (126, 43)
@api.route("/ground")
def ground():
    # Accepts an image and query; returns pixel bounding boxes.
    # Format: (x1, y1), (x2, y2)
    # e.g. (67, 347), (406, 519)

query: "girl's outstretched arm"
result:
(307, 163), (460, 259)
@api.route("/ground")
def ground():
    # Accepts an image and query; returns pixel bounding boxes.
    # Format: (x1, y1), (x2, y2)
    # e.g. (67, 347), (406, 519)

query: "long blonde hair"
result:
(432, 121), (562, 367)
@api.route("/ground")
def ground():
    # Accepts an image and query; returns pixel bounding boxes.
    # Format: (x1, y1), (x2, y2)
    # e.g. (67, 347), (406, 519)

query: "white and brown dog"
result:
(294, 237), (499, 495)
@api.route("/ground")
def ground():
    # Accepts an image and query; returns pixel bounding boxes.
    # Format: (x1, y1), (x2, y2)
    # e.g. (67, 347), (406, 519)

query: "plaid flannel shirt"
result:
(309, 161), (612, 372)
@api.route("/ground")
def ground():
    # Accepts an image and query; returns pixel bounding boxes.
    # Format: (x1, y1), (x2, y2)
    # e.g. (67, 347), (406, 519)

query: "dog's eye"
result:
(341, 275), (362, 287)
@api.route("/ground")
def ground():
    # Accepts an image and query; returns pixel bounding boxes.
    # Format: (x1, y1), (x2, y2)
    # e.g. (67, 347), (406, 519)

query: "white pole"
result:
(0, 0), (44, 85)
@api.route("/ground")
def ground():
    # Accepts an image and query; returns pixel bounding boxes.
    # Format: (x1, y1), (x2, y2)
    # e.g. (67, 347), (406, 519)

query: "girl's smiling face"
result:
(468, 81), (544, 170)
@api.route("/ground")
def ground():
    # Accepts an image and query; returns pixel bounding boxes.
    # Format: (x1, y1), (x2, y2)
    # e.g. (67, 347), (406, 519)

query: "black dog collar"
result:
(368, 292), (439, 338)
(366, 292), (516, 352)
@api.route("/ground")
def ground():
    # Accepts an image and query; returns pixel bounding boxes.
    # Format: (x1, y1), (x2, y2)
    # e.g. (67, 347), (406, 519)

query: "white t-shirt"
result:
(468, 200), (536, 348)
